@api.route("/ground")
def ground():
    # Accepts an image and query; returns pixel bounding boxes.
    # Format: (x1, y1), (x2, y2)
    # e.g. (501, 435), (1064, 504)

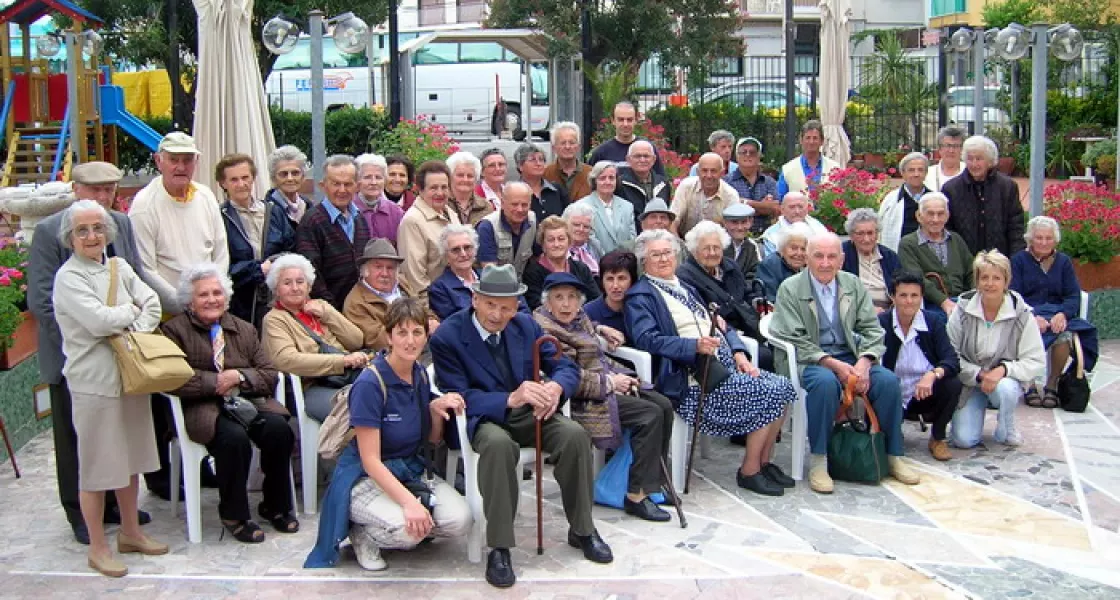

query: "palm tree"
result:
(858, 32), (938, 150)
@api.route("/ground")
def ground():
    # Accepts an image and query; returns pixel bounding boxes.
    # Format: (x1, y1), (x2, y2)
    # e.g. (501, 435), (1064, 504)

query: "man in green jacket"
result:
(897, 193), (974, 316)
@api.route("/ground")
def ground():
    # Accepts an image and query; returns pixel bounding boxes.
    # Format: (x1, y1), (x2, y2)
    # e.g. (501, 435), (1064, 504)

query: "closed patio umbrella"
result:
(818, 0), (852, 168)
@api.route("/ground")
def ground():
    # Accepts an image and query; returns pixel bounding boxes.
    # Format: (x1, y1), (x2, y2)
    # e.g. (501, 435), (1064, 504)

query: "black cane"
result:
(684, 303), (720, 495)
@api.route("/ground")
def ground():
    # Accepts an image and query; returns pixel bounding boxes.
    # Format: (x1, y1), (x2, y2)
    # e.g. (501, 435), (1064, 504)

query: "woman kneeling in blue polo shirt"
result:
(306, 298), (471, 571)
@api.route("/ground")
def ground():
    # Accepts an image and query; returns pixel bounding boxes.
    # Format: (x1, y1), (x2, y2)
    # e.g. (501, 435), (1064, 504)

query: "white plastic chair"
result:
(758, 313), (808, 481)
(275, 373), (320, 514)
(1080, 291), (1090, 321)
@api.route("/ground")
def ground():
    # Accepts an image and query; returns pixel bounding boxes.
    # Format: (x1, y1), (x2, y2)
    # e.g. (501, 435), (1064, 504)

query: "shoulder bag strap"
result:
(107, 257), (119, 306)
(285, 309), (342, 353)
(1071, 333), (1085, 379)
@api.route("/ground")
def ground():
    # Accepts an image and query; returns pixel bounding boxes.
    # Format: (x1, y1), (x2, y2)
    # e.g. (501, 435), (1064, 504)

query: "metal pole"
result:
(389, 0), (401, 123)
(972, 28), (984, 136)
(66, 32), (81, 165)
(784, 0), (797, 160)
(1115, 36), (1120, 191)
(580, 0), (593, 155)
(1028, 23), (1048, 216)
(310, 10), (325, 197)
(525, 60), (533, 141)
(937, 33), (948, 129)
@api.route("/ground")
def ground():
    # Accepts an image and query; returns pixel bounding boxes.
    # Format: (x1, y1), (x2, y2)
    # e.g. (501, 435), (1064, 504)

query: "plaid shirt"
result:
(917, 229), (952, 266)
(724, 170), (778, 234)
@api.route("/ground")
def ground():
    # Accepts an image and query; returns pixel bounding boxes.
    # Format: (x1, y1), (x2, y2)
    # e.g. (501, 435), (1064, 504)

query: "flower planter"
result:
(863, 153), (886, 170)
(1072, 257), (1120, 292)
(997, 157), (1016, 175)
(0, 311), (36, 370)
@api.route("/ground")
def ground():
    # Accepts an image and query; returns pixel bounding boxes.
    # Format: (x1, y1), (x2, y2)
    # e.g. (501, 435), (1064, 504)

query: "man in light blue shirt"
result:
(776, 120), (841, 199)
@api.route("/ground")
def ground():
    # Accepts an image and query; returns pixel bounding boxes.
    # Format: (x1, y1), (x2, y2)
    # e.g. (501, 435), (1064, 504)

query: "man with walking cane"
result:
(430, 264), (613, 589)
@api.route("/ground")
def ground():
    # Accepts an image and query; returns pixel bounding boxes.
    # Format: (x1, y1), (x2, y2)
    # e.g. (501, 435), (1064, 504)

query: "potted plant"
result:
(1044, 180), (1120, 291)
(0, 236), (32, 369)
(810, 167), (891, 235)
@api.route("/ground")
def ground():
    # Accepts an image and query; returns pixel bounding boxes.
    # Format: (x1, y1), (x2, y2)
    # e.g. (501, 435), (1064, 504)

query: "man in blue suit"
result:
(430, 264), (613, 588)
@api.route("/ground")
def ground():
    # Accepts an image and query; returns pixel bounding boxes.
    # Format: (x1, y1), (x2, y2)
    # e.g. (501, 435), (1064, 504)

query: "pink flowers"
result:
(1044, 181), (1120, 263)
(810, 167), (889, 234)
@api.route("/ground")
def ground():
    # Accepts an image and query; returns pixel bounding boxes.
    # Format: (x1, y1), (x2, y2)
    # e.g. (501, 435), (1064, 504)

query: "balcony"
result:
(419, 4), (447, 27)
(929, 0), (967, 18)
(456, 0), (487, 24)
(742, 0), (820, 18)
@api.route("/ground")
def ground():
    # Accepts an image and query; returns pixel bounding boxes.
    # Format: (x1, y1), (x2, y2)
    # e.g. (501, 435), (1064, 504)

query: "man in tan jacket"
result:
(343, 239), (439, 351)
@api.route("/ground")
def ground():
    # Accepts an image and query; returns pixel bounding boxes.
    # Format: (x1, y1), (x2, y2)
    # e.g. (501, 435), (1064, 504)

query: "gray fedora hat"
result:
(471, 264), (528, 297)
(356, 238), (404, 266)
(639, 197), (675, 222)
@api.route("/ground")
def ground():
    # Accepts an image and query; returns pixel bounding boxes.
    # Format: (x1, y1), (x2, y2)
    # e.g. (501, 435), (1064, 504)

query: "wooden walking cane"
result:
(684, 303), (721, 495)
(0, 415), (19, 478)
(532, 334), (563, 555)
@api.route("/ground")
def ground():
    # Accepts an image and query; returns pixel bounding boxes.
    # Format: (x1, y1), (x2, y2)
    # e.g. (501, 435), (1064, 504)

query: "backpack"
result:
(315, 363), (430, 460)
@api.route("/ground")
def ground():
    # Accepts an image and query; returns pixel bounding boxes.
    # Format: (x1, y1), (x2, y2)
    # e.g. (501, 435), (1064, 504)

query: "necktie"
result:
(211, 323), (226, 371)
(485, 334), (516, 391)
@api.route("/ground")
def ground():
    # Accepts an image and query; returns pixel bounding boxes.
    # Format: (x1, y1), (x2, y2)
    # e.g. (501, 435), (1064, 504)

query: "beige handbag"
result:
(106, 258), (194, 395)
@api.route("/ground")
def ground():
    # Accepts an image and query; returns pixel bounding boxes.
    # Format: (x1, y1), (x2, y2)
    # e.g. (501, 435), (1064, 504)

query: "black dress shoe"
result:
(624, 497), (671, 522)
(72, 522), (90, 545)
(103, 505), (152, 525)
(762, 462), (796, 489)
(485, 548), (516, 588)
(736, 469), (784, 496)
(567, 529), (614, 564)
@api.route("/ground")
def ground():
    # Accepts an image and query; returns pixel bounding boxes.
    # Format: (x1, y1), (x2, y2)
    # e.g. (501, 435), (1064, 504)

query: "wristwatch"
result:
(932, 368), (944, 380)
(237, 371), (247, 387)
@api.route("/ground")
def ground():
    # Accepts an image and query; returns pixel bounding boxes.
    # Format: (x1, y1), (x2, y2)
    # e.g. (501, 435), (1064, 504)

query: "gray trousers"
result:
(473, 406), (595, 549)
(616, 391), (675, 494)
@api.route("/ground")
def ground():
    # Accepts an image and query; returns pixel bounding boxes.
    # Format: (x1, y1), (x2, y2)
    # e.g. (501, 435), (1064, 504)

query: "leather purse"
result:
(289, 313), (364, 388)
(827, 375), (888, 484)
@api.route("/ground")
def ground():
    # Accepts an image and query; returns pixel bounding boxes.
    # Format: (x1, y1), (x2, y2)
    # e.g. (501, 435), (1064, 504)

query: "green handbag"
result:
(827, 375), (888, 484)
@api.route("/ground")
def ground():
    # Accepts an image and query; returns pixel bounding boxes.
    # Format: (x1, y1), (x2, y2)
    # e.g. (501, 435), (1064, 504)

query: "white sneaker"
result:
(1004, 428), (1023, 447)
(354, 541), (388, 571)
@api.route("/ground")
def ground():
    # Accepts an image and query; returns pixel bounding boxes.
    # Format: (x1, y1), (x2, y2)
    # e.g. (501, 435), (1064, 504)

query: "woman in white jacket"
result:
(878, 152), (930, 252)
(947, 250), (1045, 449)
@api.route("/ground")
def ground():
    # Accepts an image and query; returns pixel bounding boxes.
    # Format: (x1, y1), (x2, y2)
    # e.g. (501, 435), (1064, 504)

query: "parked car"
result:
(946, 86), (1010, 131)
(689, 82), (812, 110)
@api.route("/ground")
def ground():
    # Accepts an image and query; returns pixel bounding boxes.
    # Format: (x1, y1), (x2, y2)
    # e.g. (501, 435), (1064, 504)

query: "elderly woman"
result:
(476, 147), (507, 209)
(1011, 216), (1099, 408)
(161, 264), (296, 543)
(578, 161), (636, 256)
(564, 202), (601, 277)
(344, 239), (437, 351)
(306, 299), (471, 571)
(948, 251), (1045, 448)
(53, 200), (166, 576)
(943, 135), (1025, 257)
(428, 225), (529, 321)
(385, 154), (417, 211)
(354, 153), (404, 245)
(523, 216), (601, 310)
(878, 152), (931, 251)
(516, 142), (568, 223)
(757, 222), (810, 303)
(533, 272), (675, 521)
(261, 253), (369, 423)
(898, 193), (974, 316)
(216, 153), (297, 328)
(446, 151), (494, 226)
(266, 145), (314, 228)
(841, 209), (902, 313)
(584, 250), (638, 343)
(925, 125), (967, 191)
(398, 161), (462, 301)
(625, 230), (797, 497)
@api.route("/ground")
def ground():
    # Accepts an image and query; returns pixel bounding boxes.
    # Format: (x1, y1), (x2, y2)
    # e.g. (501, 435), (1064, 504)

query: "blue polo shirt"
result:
(477, 214), (533, 264)
(348, 356), (432, 460)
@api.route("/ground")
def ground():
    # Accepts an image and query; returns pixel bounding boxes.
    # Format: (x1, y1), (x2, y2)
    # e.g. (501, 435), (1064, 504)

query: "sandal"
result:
(259, 502), (300, 533)
(1025, 387), (1044, 408)
(1042, 388), (1061, 409)
(221, 519), (265, 544)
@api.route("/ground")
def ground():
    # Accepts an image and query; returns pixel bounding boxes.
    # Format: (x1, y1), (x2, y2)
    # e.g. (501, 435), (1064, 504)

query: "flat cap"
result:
(723, 203), (756, 219)
(71, 161), (123, 185)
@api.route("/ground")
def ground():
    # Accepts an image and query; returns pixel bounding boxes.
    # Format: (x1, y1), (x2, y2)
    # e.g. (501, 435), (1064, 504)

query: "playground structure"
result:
(0, 0), (160, 188)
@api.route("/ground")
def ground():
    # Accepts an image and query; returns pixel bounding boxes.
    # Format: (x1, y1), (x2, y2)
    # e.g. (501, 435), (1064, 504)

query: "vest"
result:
(811, 280), (854, 362)
(484, 211), (537, 278)
(781, 155), (839, 194)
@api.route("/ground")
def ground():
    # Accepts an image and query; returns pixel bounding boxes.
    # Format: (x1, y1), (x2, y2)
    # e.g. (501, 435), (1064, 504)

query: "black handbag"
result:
(1058, 333), (1091, 413)
(221, 396), (262, 429)
(827, 375), (889, 484)
(693, 352), (731, 394)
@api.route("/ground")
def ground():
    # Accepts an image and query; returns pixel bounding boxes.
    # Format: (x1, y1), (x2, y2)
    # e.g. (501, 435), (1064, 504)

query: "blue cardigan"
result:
(841, 240), (902, 295)
(305, 442), (365, 568)
(624, 277), (749, 405)
(1010, 250), (1099, 371)
(757, 252), (797, 303)
(221, 199), (296, 325)
(878, 309), (960, 378)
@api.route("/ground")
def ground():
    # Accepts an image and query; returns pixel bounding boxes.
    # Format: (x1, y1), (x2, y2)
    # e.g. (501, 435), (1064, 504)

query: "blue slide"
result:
(98, 84), (162, 151)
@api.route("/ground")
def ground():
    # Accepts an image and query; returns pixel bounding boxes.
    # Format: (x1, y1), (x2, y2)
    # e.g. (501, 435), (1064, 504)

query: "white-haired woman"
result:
(840, 208), (902, 313)
(943, 135), (1025, 257)
(53, 200), (166, 576)
(757, 222), (810, 303)
(261, 253), (368, 423)
(625, 229), (796, 497)
(266, 145), (313, 228)
(577, 161), (636, 256)
(878, 152), (931, 251)
(1010, 216), (1099, 408)
(563, 201), (602, 277)
(161, 264), (296, 543)
(354, 153), (404, 245)
(446, 151), (494, 226)
(515, 142), (568, 222)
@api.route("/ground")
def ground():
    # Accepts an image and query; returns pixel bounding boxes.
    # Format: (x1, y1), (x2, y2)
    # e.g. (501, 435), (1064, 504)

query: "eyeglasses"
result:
(74, 225), (106, 239)
(648, 249), (675, 260)
(448, 244), (475, 255)
(276, 169), (303, 178)
(737, 149), (759, 156)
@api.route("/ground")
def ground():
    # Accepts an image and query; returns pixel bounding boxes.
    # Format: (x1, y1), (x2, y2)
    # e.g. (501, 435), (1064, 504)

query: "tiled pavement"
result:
(3, 342), (1120, 598)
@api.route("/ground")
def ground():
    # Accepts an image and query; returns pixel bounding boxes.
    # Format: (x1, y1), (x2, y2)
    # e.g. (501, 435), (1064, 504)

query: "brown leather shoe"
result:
(928, 439), (952, 461)
(118, 532), (169, 556)
(88, 552), (128, 577)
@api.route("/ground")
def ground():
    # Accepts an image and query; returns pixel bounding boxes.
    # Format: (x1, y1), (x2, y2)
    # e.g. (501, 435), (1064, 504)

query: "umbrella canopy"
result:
(818, 0), (852, 168)
(192, 0), (276, 201)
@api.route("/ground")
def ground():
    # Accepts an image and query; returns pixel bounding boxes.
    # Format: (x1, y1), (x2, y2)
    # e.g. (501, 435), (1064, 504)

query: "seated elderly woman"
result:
(584, 250), (639, 344)
(344, 239), (438, 351)
(563, 202), (602, 277)
(1011, 216), (1099, 408)
(898, 192), (974, 316)
(841, 208), (902, 313)
(428, 225), (530, 321)
(948, 250), (1045, 448)
(577, 161), (637, 256)
(261, 253), (369, 423)
(446, 151), (495, 226)
(757, 222), (810, 303)
(354, 153), (405, 245)
(625, 229), (797, 497)
(265, 145), (314, 228)
(306, 299), (471, 571)
(523, 216), (602, 310)
(161, 264), (297, 543)
(533, 272), (675, 521)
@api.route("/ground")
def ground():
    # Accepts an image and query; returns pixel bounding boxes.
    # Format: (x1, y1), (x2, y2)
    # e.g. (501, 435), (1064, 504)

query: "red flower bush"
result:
(809, 167), (889, 234)
(1043, 181), (1120, 264)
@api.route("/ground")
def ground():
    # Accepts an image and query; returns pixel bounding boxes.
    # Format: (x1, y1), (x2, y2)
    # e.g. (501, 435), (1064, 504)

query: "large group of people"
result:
(26, 110), (1097, 586)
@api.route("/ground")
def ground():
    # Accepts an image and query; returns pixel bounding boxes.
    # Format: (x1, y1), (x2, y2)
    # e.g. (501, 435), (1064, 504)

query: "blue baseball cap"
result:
(542, 271), (589, 297)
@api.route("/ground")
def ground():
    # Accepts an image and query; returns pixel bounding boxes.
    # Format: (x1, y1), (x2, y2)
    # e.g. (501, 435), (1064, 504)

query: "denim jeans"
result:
(950, 378), (1021, 448)
(802, 365), (904, 456)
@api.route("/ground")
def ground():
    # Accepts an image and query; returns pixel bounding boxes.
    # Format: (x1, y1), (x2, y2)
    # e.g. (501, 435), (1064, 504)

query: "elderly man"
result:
(29, 162), (151, 544)
(129, 132), (228, 315)
(669, 152), (741, 238)
(638, 198), (675, 232)
(430, 265), (612, 588)
(897, 193), (974, 316)
(724, 137), (778, 235)
(925, 125), (966, 191)
(294, 154), (371, 311)
(477, 181), (537, 278)
(617, 140), (670, 231)
(343, 239), (437, 351)
(760, 192), (828, 257)
(723, 203), (761, 280)
(878, 152), (931, 252)
(769, 233), (918, 494)
(776, 120), (841, 199)
(689, 129), (738, 177)
(943, 135), (1025, 257)
(544, 121), (592, 202)
(588, 101), (665, 175)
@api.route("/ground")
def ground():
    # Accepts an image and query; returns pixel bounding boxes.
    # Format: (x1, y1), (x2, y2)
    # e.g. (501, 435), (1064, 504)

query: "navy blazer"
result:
(624, 277), (749, 404)
(429, 310), (580, 440)
(842, 241), (902, 295)
(878, 309), (960, 378)
(221, 199), (297, 326)
(427, 266), (529, 321)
